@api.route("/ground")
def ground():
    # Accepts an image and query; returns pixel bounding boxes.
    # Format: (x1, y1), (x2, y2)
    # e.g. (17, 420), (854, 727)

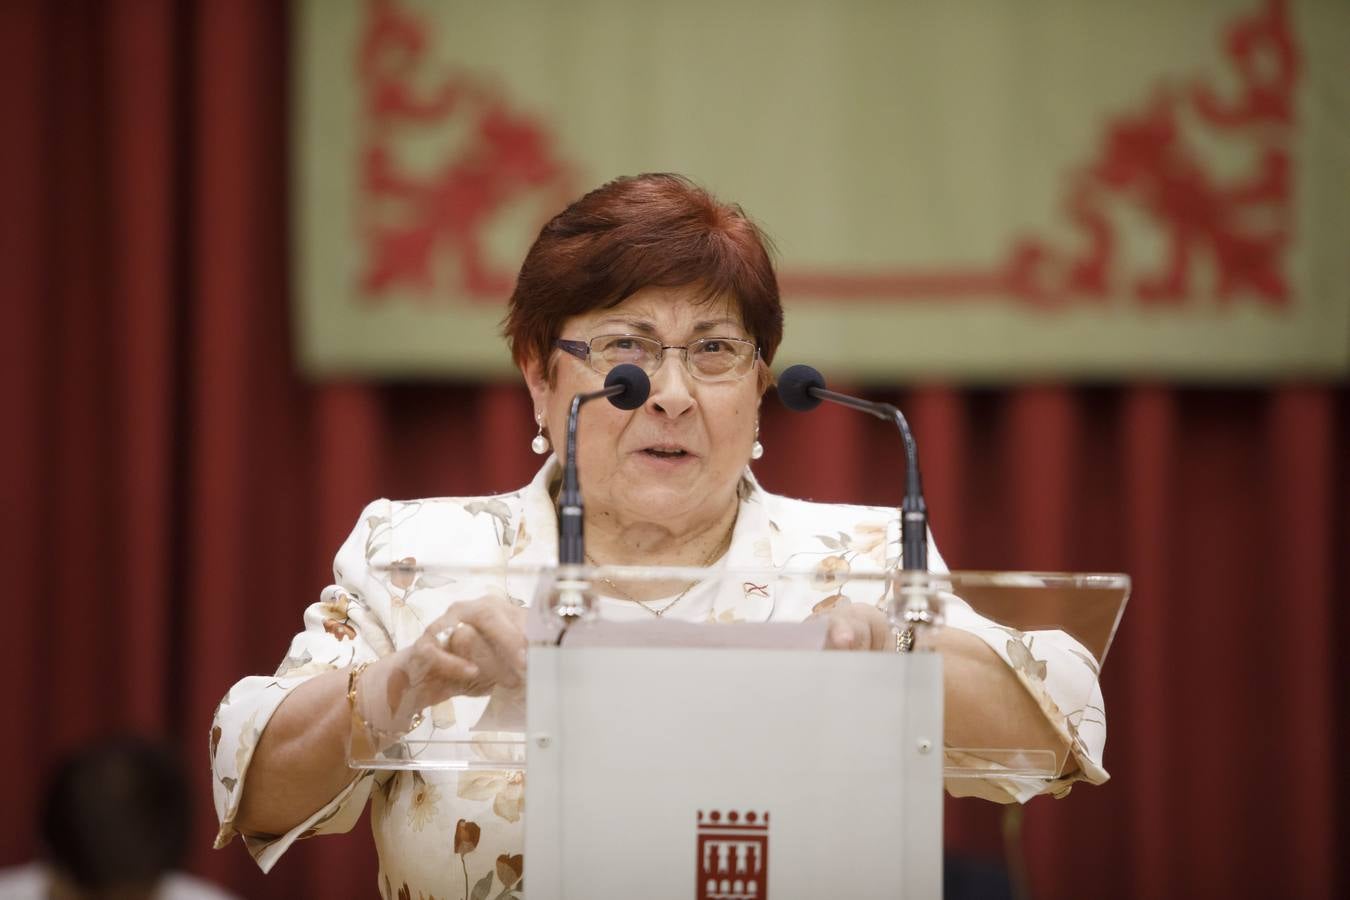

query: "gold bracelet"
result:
(347, 661), (423, 742)
(346, 661), (371, 710)
(346, 661), (375, 757)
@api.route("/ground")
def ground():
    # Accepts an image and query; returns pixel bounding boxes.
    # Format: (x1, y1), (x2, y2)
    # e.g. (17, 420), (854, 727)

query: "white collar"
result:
(514, 457), (778, 621)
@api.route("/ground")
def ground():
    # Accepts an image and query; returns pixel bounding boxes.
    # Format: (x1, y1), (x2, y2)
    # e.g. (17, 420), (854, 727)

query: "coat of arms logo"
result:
(697, 809), (769, 899)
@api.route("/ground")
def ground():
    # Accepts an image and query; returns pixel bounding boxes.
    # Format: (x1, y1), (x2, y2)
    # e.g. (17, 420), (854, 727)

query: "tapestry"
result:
(294, 0), (1349, 380)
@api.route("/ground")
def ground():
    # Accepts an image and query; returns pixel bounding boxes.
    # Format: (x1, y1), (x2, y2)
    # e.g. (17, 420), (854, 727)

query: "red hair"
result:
(504, 174), (783, 371)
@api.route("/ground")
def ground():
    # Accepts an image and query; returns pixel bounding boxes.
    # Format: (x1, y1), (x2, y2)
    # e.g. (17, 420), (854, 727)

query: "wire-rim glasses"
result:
(556, 334), (760, 383)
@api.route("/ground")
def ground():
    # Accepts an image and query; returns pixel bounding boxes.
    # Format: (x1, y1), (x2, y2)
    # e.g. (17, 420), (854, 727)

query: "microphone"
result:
(777, 365), (928, 571)
(559, 364), (651, 565)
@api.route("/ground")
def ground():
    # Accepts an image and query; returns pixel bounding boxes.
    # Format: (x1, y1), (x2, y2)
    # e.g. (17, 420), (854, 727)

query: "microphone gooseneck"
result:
(776, 364), (928, 571)
(559, 364), (651, 565)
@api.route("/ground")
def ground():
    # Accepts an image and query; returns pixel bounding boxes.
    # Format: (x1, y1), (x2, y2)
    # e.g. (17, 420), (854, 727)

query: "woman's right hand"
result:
(416, 595), (529, 698)
(354, 595), (529, 737)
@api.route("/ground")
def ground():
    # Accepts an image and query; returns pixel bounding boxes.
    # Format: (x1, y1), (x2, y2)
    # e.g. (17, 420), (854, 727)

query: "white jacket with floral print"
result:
(210, 458), (1107, 899)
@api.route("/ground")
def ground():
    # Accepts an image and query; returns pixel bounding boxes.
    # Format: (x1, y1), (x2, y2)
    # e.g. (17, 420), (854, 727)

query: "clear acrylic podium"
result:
(349, 563), (1128, 899)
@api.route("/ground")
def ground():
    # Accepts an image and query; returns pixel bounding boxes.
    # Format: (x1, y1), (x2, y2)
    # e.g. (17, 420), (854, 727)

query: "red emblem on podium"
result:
(697, 809), (768, 899)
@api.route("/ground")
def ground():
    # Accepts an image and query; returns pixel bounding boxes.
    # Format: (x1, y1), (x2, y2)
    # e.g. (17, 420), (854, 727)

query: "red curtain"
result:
(3, 3), (1346, 898)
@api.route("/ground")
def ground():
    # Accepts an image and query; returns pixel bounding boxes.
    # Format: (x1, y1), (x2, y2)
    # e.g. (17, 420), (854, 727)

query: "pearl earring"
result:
(531, 412), (551, 455)
(750, 424), (764, 460)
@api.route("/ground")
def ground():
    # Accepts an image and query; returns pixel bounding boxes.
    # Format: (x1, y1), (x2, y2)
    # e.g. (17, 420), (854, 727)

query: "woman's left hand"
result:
(817, 601), (894, 651)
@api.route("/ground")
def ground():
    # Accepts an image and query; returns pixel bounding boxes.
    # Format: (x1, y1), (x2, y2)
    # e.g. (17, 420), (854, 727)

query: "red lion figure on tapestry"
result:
(1007, 0), (1295, 309)
(356, 0), (575, 300)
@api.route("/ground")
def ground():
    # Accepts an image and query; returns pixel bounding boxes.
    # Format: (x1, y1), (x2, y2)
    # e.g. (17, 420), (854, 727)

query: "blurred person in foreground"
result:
(0, 737), (236, 900)
(209, 174), (1108, 897)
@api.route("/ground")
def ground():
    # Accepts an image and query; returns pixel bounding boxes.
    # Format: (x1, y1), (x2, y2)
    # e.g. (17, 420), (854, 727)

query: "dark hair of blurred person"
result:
(41, 737), (191, 895)
(0, 736), (237, 900)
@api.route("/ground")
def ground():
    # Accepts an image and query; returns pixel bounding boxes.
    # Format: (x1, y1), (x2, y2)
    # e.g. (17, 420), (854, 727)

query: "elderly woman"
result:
(210, 174), (1106, 897)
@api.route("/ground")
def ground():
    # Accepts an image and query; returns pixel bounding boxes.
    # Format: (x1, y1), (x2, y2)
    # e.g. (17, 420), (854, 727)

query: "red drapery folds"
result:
(1, 3), (1345, 898)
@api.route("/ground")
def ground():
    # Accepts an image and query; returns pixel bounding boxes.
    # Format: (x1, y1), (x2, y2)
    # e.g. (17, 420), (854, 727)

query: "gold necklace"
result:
(585, 522), (735, 618)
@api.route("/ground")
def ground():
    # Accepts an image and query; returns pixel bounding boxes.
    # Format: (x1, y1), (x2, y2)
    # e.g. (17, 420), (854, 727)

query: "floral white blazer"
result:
(210, 459), (1108, 899)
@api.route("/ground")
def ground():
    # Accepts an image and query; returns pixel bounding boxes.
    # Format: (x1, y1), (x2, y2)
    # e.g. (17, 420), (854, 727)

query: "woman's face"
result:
(525, 285), (763, 532)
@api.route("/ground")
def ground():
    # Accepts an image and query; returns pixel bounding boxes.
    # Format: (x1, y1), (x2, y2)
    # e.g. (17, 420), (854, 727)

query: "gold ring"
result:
(895, 627), (915, 653)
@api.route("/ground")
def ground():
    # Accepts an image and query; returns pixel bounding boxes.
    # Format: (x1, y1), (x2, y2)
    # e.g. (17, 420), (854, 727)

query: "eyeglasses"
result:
(556, 334), (760, 383)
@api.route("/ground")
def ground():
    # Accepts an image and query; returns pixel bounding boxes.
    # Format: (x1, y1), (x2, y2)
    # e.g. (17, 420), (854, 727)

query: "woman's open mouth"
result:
(639, 446), (693, 462)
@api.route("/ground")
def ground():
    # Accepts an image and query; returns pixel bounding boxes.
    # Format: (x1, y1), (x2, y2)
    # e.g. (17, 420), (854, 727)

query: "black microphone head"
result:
(777, 364), (826, 412)
(604, 364), (650, 410)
